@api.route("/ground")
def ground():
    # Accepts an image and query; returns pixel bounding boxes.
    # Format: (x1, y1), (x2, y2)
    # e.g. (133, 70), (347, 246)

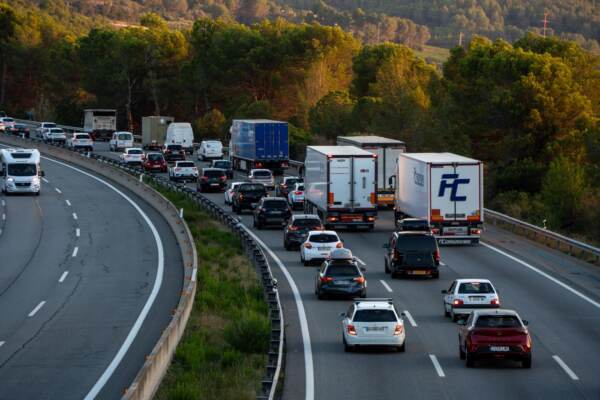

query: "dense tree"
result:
(308, 90), (355, 140)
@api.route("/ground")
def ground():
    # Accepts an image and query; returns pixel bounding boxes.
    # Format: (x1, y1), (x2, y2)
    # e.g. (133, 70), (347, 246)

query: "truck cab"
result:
(0, 149), (43, 196)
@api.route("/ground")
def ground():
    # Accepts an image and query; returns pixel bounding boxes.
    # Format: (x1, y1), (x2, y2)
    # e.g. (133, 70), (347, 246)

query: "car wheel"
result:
(384, 259), (390, 274)
(317, 289), (325, 300)
(522, 357), (532, 369)
(284, 240), (291, 251)
(459, 341), (466, 360)
(465, 350), (475, 368)
(397, 341), (405, 352)
(343, 337), (352, 353)
(432, 270), (440, 279)
(444, 303), (450, 317)
(451, 310), (459, 322)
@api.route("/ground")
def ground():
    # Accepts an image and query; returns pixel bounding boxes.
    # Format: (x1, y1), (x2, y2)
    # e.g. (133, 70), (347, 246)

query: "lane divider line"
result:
(1, 200), (5, 206)
(355, 257), (366, 266)
(429, 354), (446, 377)
(28, 301), (46, 317)
(481, 242), (600, 309)
(41, 177), (49, 183)
(380, 280), (393, 293)
(72, 213), (78, 220)
(72, 247), (78, 258)
(55, 188), (62, 194)
(65, 199), (71, 206)
(76, 228), (80, 237)
(440, 261), (446, 266)
(2, 213), (5, 221)
(0, 341), (4, 347)
(240, 225), (314, 400)
(59, 271), (69, 283)
(552, 355), (579, 380)
(403, 310), (418, 327)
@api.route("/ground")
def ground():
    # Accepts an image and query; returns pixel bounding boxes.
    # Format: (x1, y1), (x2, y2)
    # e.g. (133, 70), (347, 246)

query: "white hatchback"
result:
(288, 182), (305, 209)
(300, 230), (343, 266)
(120, 147), (145, 164)
(341, 299), (406, 352)
(224, 181), (243, 205)
(169, 160), (199, 182)
(68, 132), (94, 151)
(248, 169), (274, 190)
(442, 279), (500, 322)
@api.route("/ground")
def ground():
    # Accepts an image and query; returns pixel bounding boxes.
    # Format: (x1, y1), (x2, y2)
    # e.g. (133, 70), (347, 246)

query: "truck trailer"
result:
(304, 146), (378, 230)
(393, 153), (483, 244)
(142, 116), (174, 150)
(336, 135), (406, 207)
(83, 109), (116, 141)
(229, 119), (289, 174)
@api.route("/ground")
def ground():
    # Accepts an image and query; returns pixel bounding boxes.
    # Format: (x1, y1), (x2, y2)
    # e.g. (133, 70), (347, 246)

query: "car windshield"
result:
(118, 133), (132, 140)
(458, 282), (494, 294)
(293, 218), (321, 228)
(128, 149), (143, 154)
(44, 123), (56, 128)
(353, 309), (396, 322)
(475, 315), (521, 328)
(263, 200), (288, 209)
(3, 118), (14, 122)
(239, 184), (265, 192)
(148, 154), (163, 161)
(326, 264), (359, 277)
(75, 134), (89, 139)
(253, 171), (271, 177)
(178, 162), (195, 168)
(309, 234), (338, 243)
(50, 128), (63, 133)
(395, 236), (437, 252)
(213, 161), (230, 168)
(204, 170), (225, 178)
(7, 164), (37, 176)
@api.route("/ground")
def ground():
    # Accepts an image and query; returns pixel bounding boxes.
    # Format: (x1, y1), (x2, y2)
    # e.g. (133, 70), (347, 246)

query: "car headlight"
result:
(31, 177), (40, 185)
(6, 177), (14, 184)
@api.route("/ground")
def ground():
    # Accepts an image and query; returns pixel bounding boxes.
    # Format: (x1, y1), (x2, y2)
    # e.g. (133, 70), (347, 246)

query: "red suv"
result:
(458, 309), (532, 368)
(143, 152), (168, 173)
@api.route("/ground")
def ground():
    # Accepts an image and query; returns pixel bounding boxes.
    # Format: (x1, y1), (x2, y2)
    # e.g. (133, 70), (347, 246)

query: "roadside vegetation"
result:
(152, 189), (270, 400)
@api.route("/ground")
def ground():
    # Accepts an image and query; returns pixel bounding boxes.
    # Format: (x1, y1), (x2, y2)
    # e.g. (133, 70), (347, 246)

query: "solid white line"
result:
(380, 279), (393, 293)
(41, 177), (49, 183)
(76, 228), (80, 237)
(355, 257), (366, 266)
(241, 225), (314, 400)
(2, 213), (4, 221)
(72, 246), (78, 257)
(28, 301), (46, 317)
(553, 355), (579, 380)
(65, 199), (71, 206)
(55, 187), (62, 194)
(0, 341), (4, 347)
(403, 310), (418, 327)
(440, 261), (446, 266)
(1, 200), (5, 206)
(429, 354), (446, 377)
(72, 213), (78, 220)
(59, 271), (69, 283)
(481, 242), (600, 309)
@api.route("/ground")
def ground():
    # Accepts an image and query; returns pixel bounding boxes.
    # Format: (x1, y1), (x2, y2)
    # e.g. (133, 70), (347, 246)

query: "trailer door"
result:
(430, 164), (474, 222)
(453, 164), (481, 221)
(352, 157), (376, 209)
(329, 157), (351, 209)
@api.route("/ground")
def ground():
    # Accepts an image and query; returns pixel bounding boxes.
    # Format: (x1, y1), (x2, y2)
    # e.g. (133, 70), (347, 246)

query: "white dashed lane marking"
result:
(72, 247), (78, 258)
(28, 301), (46, 317)
(403, 310), (418, 327)
(55, 188), (62, 194)
(59, 271), (69, 283)
(65, 200), (71, 206)
(553, 356), (579, 380)
(72, 213), (78, 220)
(380, 280), (393, 293)
(429, 355), (446, 377)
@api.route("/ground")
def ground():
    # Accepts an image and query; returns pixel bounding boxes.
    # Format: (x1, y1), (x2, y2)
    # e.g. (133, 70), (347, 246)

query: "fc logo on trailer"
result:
(438, 174), (470, 201)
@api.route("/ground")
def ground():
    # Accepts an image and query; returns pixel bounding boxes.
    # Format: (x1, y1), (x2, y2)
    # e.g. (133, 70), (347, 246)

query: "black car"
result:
(231, 183), (267, 214)
(275, 176), (303, 198)
(396, 218), (431, 232)
(315, 249), (366, 299)
(383, 232), (440, 279)
(163, 144), (185, 162)
(197, 168), (227, 192)
(210, 159), (233, 179)
(283, 214), (324, 250)
(253, 197), (292, 229)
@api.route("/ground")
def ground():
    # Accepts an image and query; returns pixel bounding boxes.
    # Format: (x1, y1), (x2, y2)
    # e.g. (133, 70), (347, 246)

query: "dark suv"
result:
(197, 168), (227, 192)
(283, 214), (324, 250)
(163, 144), (185, 162)
(231, 183), (267, 214)
(210, 159), (233, 179)
(383, 232), (440, 279)
(396, 218), (431, 232)
(315, 249), (366, 299)
(253, 197), (292, 229)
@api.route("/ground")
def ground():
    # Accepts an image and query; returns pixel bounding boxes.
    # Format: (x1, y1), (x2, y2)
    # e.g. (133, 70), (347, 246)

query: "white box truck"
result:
(83, 109), (116, 141)
(393, 153), (483, 244)
(337, 135), (406, 207)
(304, 146), (378, 230)
(142, 116), (174, 150)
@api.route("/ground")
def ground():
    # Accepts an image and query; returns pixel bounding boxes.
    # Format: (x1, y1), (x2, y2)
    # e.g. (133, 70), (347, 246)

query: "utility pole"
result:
(458, 32), (463, 47)
(542, 13), (549, 37)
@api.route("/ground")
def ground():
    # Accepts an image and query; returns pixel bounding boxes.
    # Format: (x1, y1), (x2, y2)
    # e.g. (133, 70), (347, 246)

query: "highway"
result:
(0, 143), (183, 400)
(90, 141), (600, 400)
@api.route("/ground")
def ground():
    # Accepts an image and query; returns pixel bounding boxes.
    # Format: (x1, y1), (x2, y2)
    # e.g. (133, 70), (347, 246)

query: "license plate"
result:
(270, 211), (281, 215)
(490, 346), (509, 352)
(333, 280), (350, 286)
(366, 327), (385, 331)
(444, 226), (468, 235)
(251, 203), (257, 207)
(211, 183), (219, 187)
(317, 247), (330, 251)
(469, 296), (485, 301)
(411, 270), (428, 275)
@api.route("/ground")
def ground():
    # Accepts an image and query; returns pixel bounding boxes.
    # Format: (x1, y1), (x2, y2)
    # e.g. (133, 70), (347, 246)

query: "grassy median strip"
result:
(154, 189), (270, 400)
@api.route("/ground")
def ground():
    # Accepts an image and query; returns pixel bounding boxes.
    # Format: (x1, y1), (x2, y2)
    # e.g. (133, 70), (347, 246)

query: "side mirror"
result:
(382, 243), (389, 249)
(360, 267), (366, 272)
(457, 319), (467, 326)
(441, 290), (448, 294)
(339, 312), (346, 318)
(272, 278), (278, 288)
(522, 320), (529, 326)
(400, 312), (406, 317)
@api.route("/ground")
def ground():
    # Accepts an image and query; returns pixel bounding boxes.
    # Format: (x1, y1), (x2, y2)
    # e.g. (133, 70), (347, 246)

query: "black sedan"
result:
(283, 214), (324, 250)
(315, 249), (367, 299)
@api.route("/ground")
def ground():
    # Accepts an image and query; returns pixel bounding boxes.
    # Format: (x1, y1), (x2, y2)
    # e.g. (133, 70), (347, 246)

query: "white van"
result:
(198, 140), (223, 160)
(109, 131), (134, 152)
(165, 122), (194, 154)
(0, 148), (43, 195)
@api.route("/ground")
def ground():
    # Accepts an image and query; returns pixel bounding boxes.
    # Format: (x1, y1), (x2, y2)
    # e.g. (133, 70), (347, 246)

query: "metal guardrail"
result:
(0, 131), (284, 400)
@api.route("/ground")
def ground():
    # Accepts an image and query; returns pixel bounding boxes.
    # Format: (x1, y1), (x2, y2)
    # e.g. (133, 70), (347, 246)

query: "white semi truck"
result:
(336, 135), (406, 207)
(393, 153), (483, 244)
(304, 146), (378, 230)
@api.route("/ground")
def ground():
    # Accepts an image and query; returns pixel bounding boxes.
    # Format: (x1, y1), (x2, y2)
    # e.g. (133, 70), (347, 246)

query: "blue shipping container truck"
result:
(229, 119), (289, 173)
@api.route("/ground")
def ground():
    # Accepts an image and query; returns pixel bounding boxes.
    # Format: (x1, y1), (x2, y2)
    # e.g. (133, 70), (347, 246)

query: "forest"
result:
(0, 2), (599, 242)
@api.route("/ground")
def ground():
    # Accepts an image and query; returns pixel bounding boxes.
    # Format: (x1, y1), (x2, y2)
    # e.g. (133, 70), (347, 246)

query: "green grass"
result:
(153, 189), (269, 400)
(414, 45), (451, 68)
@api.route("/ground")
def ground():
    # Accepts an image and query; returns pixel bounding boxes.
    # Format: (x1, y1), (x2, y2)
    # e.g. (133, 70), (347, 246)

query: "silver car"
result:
(248, 169), (274, 190)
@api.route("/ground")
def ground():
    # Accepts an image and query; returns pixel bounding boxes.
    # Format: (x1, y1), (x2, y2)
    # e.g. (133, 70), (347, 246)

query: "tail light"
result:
(370, 192), (376, 204)
(328, 193), (334, 204)
(347, 324), (357, 336)
(220, 175), (226, 181)
(326, 216), (338, 222)
(490, 298), (500, 306)
(255, 162), (263, 168)
(336, 242), (343, 248)
(366, 216), (375, 221)
(433, 250), (440, 264)
(431, 209), (443, 222)
(394, 324), (404, 336)
(201, 176), (208, 181)
(353, 276), (365, 284)
(392, 249), (401, 261)
(304, 243), (313, 249)
(320, 276), (333, 283)
(294, 191), (302, 195)
(525, 335), (532, 350)
(453, 299), (464, 306)
(431, 228), (440, 235)
(288, 225), (299, 231)
(470, 228), (482, 235)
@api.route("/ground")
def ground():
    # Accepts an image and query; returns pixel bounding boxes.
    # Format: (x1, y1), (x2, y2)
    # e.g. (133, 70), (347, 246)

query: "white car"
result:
(37, 122), (57, 137)
(110, 131), (134, 152)
(341, 298), (406, 352)
(300, 230), (343, 266)
(224, 181), (244, 205)
(120, 147), (145, 164)
(442, 279), (500, 322)
(169, 160), (199, 182)
(67, 132), (94, 151)
(0, 117), (15, 132)
(43, 127), (66, 144)
(248, 169), (274, 190)
(288, 182), (305, 209)
(198, 140), (223, 160)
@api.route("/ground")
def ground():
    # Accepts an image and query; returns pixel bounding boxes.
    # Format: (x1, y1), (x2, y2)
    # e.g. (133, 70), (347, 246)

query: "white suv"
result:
(43, 127), (66, 144)
(341, 298), (406, 352)
(37, 122), (57, 138)
(248, 169), (274, 190)
(120, 147), (145, 164)
(169, 160), (199, 182)
(442, 279), (500, 322)
(67, 132), (94, 151)
(300, 230), (342, 266)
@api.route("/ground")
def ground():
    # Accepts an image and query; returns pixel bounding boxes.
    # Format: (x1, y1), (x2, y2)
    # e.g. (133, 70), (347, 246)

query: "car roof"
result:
(292, 214), (320, 220)
(455, 278), (492, 284)
(308, 230), (337, 235)
(202, 167), (224, 172)
(126, 147), (142, 151)
(472, 309), (519, 318)
(400, 218), (428, 223)
(353, 298), (395, 311)
(396, 231), (435, 237)
(251, 169), (271, 173)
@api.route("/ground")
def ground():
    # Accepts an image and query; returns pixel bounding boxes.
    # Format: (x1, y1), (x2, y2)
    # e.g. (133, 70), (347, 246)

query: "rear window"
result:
(293, 218), (321, 228)
(204, 170), (225, 178)
(50, 128), (63, 133)
(309, 234), (338, 243)
(254, 170), (272, 177)
(458, 282), (494, 294)
(75, 134), (90, 139)
(167, 144), (182, 150)
(325, 264), (359, 277)
(395, 235), (437, 252)
(285, 178), (301, 186)
(44, 123), (56, 128)
(263, 200), (288, 209)
(213, 161), (230, 169)
(178, 162), (195, 168)
(148, 154), (163, 161)
(475, 315), (521, 328)
(239, 184), (265, 192)
(296, 185), (304, 191)
(3, 118), (14, 122)
(353, 309), (397, 322)
(128, 149), (143, 154)
(118, 133), (132, 140)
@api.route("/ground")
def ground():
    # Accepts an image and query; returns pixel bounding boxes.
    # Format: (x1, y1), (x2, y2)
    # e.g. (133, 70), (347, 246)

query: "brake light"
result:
(294, 191), (302, 195)
(255, 162), (262, 168)
(366, 216), (375, 221)
(288, 225), (299, 231)
(392, 249), (401, 261)
(470, 228), (482, 235)
(326, 216), (338, 222)
(490, 298), (500, 306)
(431, 228), (440, 235)
(304, 243), (312, 249)
(336, 242), (343, 248)
(353, 276), (365, 284)
(239, 193), (244, 200)
(328, 193), (334, 204)
(394, 324), (404, 336)
(201, 176), (208, 181)
(453, 299), (464, 306)
(347, 324), (357, 336)
(370, 192), (376, 204)
(320, 276), (333, 283)
(525, 335), (532, 349)
(220, 175), (226, 181)
(433, 250), (440, 264)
